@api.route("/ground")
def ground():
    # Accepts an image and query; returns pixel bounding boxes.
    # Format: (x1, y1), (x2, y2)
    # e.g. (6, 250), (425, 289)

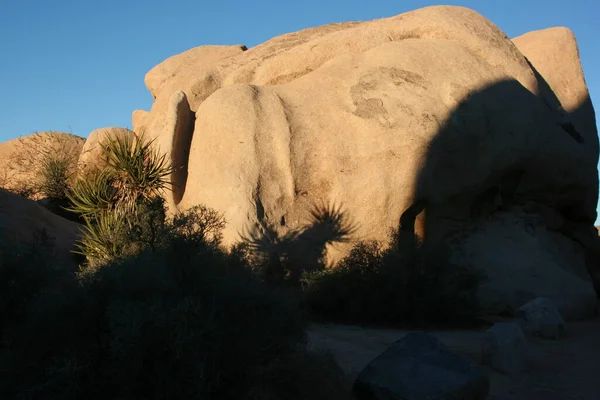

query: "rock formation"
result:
(131, 6), (599, 318)
(0, 188), (82, 269)
(78, 127), (136, 175)
(0, 131), (84, 197)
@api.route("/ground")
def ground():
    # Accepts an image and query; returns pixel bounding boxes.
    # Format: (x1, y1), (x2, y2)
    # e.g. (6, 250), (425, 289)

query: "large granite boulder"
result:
(132, 5), (599, 318)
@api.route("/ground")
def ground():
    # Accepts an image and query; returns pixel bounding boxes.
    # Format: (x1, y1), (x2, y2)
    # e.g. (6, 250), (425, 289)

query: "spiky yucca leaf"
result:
(67, 169), (118, 218)
(69, 134), (175, 266)
(74, 211), (126, 265)
(101, 133), (173, 215)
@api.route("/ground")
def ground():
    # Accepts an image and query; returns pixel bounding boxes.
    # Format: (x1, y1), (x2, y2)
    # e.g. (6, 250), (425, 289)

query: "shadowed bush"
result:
(301, 230), (485, 326)
(0, 228), (63, 338)
(1, 133), (351, 400)
(1, 207), (351, 400)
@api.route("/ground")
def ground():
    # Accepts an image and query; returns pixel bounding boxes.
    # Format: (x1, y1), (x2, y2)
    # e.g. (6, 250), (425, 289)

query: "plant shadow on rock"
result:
(239, 202), (359, 285)
(237, 200), (484, 328)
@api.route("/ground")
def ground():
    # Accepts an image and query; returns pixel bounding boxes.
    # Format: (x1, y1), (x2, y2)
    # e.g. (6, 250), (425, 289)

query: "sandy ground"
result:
(308, 318), (600, 400)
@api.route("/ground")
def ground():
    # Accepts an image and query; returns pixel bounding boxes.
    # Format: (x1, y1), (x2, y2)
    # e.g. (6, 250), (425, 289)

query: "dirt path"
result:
(308, 318), (600, 399)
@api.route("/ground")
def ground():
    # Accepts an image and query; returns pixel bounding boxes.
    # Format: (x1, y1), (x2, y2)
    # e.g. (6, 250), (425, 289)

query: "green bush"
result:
(301, 231), (485, 326)
(67, 133), (174, 266)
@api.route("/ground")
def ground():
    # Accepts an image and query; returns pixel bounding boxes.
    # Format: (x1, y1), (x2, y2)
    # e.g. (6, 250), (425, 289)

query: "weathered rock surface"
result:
(353, 331), (489, 400)
(78, 127), (136, 175)
(459, 209), (598, 319)
(0, 132), (84, 196)
(512, 28), (600, 302)
(513, 27), (598, 152)
(481, 322), (527, 374)
(133, 5), (599, 317)
(0, 188), (81, 269)
(308, 322), (600, 400)
(516, 297), (567, 339)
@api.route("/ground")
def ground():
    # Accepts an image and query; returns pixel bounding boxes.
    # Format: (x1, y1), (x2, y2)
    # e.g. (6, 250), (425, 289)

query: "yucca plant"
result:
(68, 134), (172, 218)
(67, 169), (117, 219)
(68, 134), (173, 266)
(103, 133), (173, 216)
(75, 210), (126, 269)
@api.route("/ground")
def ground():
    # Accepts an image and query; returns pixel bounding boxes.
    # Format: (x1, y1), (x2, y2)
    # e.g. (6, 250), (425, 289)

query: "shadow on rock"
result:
(240, 202), (358, 284)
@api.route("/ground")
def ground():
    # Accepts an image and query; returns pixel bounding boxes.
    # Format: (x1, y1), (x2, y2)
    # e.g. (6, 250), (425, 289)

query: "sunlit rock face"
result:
(132, 6), (599, 318)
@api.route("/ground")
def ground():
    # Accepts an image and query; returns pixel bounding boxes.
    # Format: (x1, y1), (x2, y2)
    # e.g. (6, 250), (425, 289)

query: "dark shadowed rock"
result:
(481, 322), (527, 374)
(516, 297), (566, 339)
(353, 331), (489, 400)
(0, 188), (82, 269)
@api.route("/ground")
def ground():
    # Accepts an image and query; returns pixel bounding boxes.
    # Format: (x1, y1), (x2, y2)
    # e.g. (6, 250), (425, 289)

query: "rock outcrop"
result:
(0, 188), (82, 269)
(0, 132), (84, 196)
(78, 127), (137, 175)
(132, 6), (599, 318)
(481, 322), (527, 374)
(516, 297), (567, 339)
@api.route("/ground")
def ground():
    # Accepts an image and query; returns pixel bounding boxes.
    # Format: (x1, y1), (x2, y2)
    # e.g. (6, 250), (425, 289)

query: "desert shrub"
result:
(301, 231), (485, 326)
(0, 132), (83, 222)
(0, 228), (64, 336)
(67, 133), (173, 266)
(37, 156), (81, 221)
(247, 350), (351, 400)
(3, 132), (81, 200)
(301, 240), (408, 323)
(0, 133), (352, 399)
(403, 245), (484, 324)
(38, 155), (72, 200)
(0, 209), (351, 400)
